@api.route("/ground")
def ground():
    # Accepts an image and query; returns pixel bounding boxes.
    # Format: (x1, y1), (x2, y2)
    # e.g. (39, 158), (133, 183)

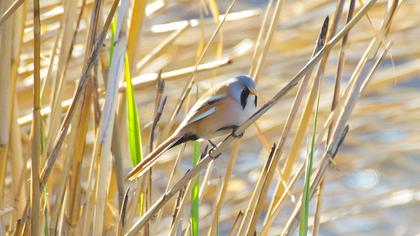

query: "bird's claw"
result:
(200, 145), (209, 160)
(207, 145), (221, 160)
(209, 149), (221, 159)
(200, 144), (221, 160)
(208, 139), (217, 148)
(232, 128), (244, 138)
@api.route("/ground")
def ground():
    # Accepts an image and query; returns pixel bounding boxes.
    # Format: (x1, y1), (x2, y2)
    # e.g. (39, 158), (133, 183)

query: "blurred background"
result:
(1, 0), (420, 235)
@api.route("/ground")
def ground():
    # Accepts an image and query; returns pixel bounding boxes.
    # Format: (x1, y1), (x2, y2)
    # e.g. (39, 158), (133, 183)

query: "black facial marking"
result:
(254, 96), (257, 107)
(241, 87), (250, 109)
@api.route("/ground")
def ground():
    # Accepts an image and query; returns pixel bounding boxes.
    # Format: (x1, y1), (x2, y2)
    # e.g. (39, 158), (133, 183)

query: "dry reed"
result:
(0, 0), (418, 235)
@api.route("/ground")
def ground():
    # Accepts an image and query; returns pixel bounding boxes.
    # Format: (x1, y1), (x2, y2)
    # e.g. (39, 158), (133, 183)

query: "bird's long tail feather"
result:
(126, 134), (182, 181)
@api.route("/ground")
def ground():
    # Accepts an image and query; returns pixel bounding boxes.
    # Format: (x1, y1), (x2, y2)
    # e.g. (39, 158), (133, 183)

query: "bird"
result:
(126, 75), (257, 181)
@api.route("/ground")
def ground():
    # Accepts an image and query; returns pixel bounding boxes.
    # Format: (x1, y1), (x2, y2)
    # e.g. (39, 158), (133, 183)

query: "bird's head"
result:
(236, 75), (257, 96)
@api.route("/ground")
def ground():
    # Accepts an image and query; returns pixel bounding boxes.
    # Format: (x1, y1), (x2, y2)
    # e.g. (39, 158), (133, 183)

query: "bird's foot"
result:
(231, 126), (244, 138)
(208, 139), (217, 148)
(217, 125), (244, 138)
(200, 145), (209, 160)
(208, 149), (221, 159)
(208, 145), (221, 160)
(207, 140), (218, 158)
(200, 144), (221, 160)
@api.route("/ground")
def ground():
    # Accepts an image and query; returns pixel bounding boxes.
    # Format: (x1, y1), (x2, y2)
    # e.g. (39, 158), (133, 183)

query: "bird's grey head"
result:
(226, 75), (258, 109)
(235, 75), (257, 95)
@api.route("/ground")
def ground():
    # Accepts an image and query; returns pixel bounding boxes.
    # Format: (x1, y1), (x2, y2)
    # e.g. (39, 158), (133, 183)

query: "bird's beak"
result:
(249, 87), (257, 96)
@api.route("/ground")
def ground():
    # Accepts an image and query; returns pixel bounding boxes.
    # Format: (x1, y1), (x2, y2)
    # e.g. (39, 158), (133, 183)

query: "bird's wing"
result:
(184, 93), (226, 126)
(187, 107), (217, 125)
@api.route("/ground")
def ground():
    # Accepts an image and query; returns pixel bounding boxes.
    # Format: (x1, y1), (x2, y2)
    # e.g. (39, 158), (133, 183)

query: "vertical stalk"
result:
(0, 0), (14, 200)
(31, 0), (41, 234)
(191, 141), (201, 236)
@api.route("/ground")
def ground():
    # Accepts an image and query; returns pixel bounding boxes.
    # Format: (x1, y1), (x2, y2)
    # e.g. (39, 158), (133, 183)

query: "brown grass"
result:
(1, 0), (419, 235)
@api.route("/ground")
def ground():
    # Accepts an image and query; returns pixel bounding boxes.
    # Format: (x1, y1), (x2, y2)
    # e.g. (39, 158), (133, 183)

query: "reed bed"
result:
(0, 0), (419, 235)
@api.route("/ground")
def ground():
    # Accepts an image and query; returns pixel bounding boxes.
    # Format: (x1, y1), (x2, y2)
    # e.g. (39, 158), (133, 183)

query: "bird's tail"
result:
(126, 134), (182, 181)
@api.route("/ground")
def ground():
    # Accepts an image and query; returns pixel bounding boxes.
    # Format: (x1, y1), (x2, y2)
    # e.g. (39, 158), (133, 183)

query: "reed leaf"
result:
(191, 141), (201, 236)
(110, 15), (144, 166)
(299, 91), (320, 236)
(42, 190), (49, 236)
(124, 54), (144, 166)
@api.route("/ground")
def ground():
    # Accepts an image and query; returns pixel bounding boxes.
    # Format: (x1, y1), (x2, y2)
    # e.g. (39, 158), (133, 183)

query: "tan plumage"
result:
(126, 75), (257, 181)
